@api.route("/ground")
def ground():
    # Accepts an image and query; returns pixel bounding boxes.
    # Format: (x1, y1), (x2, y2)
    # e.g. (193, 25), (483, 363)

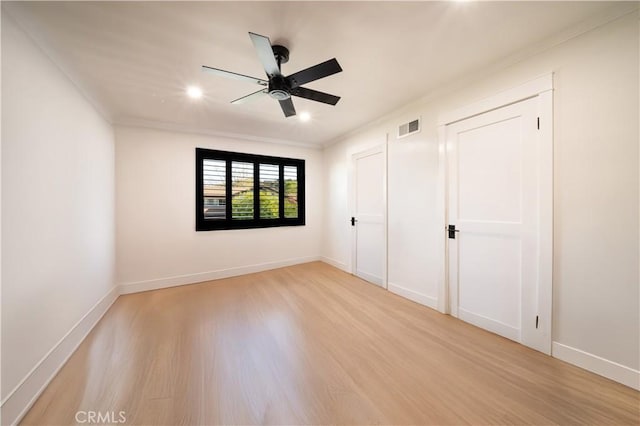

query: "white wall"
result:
(1, 12), (116, 423)
(323, 11), (639, 379)
(323, 110), (443, 307)
(115, 126), (323, 292)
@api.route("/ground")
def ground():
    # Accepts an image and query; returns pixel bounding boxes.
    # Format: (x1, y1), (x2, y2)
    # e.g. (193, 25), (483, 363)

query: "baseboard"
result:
(388, 282), (438, 310)
(552, 342), (640, 390)
(1, 285), (120, 426)
(119, 256), (321, 294)
(355, 270), (384, 287)
(319, 256), (349, 273)
(458, 308), (520, 342)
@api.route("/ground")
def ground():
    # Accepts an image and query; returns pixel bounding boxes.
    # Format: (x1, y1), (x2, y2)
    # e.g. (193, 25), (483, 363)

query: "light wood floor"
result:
(22, 262), (639, 425)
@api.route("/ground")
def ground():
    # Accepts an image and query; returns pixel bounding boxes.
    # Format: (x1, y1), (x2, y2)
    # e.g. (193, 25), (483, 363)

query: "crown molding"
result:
(113, 117), (323, 150)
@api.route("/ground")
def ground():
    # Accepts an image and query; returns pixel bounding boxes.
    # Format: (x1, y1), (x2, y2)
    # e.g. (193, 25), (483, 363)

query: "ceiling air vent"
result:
(398, 118), (420, 139)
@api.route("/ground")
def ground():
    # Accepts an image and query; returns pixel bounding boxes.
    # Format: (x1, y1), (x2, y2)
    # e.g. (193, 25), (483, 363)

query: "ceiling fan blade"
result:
(202, 65), (268, 86)
(248, 32), (281, 77)
(279, 98), (296, 117)
(286, 58), (342, 88)
(231, 89), (268, 104)
(291, 87), (340, 105)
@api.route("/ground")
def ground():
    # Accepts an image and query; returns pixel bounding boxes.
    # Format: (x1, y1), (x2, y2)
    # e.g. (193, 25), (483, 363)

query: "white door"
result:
(446, 96), (551, 354)
(351, 145), (386, 287)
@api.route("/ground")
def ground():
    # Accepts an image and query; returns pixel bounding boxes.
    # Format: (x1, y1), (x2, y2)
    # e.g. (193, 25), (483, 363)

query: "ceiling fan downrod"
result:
(269, 45), (291, 100)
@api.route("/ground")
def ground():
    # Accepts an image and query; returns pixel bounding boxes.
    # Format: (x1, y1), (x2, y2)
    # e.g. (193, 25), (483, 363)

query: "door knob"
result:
(448, 225), (460, 239)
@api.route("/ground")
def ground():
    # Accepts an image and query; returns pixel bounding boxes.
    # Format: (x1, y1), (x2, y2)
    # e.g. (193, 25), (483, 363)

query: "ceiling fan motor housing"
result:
(268, 75), (291, 100)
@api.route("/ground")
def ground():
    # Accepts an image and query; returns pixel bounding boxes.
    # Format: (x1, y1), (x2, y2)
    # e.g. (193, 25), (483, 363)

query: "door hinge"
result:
(537, 117), (540, 130)
(535, 315), (539, 329)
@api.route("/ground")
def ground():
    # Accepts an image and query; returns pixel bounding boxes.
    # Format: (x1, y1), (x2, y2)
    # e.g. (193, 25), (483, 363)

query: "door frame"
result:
(349, 141), (388, 289)
(436, 74), (554, 354)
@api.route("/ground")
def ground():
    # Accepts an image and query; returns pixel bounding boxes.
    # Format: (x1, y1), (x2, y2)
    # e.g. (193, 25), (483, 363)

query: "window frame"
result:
(196, 148), (305, 231)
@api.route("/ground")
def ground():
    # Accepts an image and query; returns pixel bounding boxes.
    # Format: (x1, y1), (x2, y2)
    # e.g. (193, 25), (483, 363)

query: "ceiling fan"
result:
(202, 32), (342, 118)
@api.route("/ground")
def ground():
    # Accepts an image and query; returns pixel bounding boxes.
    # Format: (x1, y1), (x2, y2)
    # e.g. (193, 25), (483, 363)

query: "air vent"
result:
(398, 118), (421, 139)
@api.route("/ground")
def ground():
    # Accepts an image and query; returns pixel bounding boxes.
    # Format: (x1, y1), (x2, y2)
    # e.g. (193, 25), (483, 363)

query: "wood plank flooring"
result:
(21, 262), (639, 425)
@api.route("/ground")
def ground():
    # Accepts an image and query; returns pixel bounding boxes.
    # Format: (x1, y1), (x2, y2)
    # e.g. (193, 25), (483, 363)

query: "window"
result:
(196, 148), (305, 231)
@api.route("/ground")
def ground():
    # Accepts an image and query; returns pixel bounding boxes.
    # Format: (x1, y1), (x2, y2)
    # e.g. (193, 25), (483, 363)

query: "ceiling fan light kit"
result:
(202, 32), (342, 118)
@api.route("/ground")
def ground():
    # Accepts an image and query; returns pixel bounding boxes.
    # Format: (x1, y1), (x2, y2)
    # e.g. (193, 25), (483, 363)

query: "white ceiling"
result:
(4, 1), (630, 146)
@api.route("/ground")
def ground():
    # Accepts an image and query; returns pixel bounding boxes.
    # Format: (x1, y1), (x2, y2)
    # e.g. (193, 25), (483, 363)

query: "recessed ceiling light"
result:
(187, 86), (203, 99)
(299, 112), (311, 122)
